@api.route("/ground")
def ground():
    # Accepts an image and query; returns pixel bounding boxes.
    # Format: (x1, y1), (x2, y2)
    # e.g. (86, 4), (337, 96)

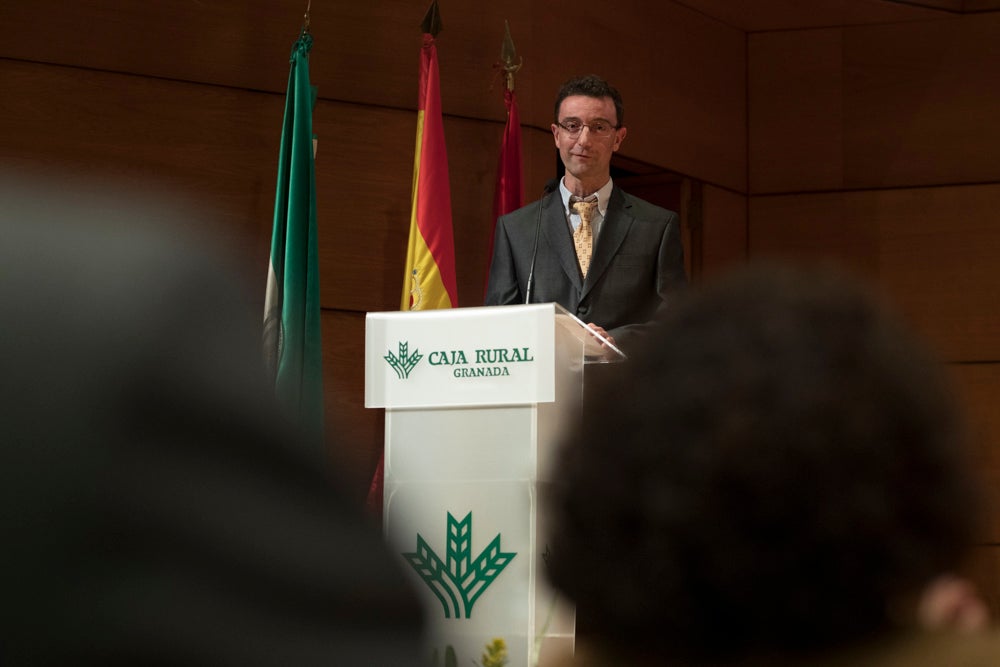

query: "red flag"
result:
(485, 87), (524, 289)
(369, 17), (457, 518)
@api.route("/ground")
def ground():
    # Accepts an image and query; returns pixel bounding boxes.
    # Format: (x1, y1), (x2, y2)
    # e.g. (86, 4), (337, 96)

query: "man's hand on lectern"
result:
(586, 323), (619, 359)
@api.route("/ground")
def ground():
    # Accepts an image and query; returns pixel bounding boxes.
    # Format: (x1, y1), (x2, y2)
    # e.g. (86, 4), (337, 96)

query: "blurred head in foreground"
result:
(546, 263), (983, 664)
(0, 181), (423, 664)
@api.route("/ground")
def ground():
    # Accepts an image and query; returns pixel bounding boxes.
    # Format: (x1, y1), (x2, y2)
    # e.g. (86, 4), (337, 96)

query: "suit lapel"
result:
(582, 187), (633, 298)
(540, 190), (584, 291)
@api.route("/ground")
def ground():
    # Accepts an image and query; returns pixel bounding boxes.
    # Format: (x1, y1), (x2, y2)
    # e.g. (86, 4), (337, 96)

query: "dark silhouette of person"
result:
(544, 263), (994, 666)
(1, 187), (425, 665)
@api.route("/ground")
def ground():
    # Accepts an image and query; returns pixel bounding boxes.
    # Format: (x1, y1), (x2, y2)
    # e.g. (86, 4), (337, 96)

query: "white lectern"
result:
(365, 303), (622, 667)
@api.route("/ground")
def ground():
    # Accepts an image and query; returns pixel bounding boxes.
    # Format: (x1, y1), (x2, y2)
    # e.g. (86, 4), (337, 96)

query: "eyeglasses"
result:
(556, 119), (619, 138)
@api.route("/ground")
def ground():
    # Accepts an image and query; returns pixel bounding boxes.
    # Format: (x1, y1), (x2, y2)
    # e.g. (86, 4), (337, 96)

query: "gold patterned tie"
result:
(570, 198), (597, 278)
(571, 197), (597, 278)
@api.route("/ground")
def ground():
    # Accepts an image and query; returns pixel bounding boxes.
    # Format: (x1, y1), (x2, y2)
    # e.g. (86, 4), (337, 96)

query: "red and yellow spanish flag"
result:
(400, 11), (457, 312)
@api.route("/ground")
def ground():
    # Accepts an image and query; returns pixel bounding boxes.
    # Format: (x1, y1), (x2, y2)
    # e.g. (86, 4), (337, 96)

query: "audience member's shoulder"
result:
(809, 631), (1000, 667)
(556, 632), (1000, 667)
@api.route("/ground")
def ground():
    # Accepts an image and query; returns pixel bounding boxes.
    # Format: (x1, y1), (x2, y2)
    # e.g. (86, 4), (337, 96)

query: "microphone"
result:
(525, 177), (559, 304)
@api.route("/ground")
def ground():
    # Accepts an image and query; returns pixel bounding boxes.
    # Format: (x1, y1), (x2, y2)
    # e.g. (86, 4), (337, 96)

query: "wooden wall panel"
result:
(890, 0), (964, 9)
(622, 2), (745, 193)
(951, 363), (1000, 544)
(447, 116), (513, 308)
(675, 0), (952, 31)
(749, 192), (879, 274)
(0, 60), (279, 276)
(749, 12), (1000, 194)
(0, 0), (420, 107)
(952, 363), (1000, 619)
(321, 309), (380, 505)
(521, 127), (562, 202)
(700, 185), (749, 278)
(750, 184), (1000, 362)
(843, 15), (1000, 189)
(0, 58), (519, 318)
(875, 185), (1000, 363)
(749, 29), (844, 194)
(0, 0), (746, 191)
(312, 102), (413, 313)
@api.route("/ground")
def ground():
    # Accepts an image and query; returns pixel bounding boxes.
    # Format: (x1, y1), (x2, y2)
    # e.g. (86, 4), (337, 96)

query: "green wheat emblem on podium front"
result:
(403, 512), (516, 619)
(384, 341), (423, 379)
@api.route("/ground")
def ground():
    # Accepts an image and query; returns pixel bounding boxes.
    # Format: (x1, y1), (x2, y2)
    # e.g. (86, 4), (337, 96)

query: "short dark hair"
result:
(554, 74), (625, 127)
(546, 263), (979, 663)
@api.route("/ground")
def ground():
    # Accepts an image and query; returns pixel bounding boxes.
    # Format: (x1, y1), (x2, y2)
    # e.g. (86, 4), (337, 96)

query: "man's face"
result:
(551, 94), (626, 187)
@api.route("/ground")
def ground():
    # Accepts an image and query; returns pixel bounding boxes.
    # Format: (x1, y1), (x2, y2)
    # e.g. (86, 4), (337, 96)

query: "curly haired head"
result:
(545, 263), (979, 663)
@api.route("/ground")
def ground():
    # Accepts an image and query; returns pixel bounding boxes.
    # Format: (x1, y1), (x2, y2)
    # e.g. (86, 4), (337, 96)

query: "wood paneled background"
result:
(4, 0), (1000, 611)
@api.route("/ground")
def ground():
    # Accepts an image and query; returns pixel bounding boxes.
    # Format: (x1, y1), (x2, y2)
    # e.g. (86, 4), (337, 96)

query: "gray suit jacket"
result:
(485, 186), (687, 353)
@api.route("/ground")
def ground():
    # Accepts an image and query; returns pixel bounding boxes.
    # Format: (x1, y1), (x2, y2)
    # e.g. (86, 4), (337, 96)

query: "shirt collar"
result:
(560, 178), (613, 218)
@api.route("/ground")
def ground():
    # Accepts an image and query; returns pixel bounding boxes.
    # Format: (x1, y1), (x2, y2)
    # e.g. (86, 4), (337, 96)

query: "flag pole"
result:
(484, 21), (525, 295)
(421, 0), (442, 36)
(499, 20), (522, 92)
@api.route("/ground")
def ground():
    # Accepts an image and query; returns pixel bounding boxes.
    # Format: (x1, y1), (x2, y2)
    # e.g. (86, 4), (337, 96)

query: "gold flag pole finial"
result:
(499, 21), (522, 92)
(421, 0), (443, 37)
(300, 0), (311, 35)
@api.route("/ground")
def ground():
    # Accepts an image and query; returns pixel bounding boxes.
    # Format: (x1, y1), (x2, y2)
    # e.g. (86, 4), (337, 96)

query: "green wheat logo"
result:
(404, 512), (516, 619)
(384, 340), (423, 379)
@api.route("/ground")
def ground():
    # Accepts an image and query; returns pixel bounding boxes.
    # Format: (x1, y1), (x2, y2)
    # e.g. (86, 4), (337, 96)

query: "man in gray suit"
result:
(485, 75), (687, 355)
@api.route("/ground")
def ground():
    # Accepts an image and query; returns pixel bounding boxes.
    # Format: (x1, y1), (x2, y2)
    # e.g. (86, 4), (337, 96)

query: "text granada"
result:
(453, 366), (511, 378)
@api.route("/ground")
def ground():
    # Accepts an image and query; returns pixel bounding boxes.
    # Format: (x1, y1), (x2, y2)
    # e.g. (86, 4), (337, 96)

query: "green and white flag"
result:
(263, 32), (323, 441)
